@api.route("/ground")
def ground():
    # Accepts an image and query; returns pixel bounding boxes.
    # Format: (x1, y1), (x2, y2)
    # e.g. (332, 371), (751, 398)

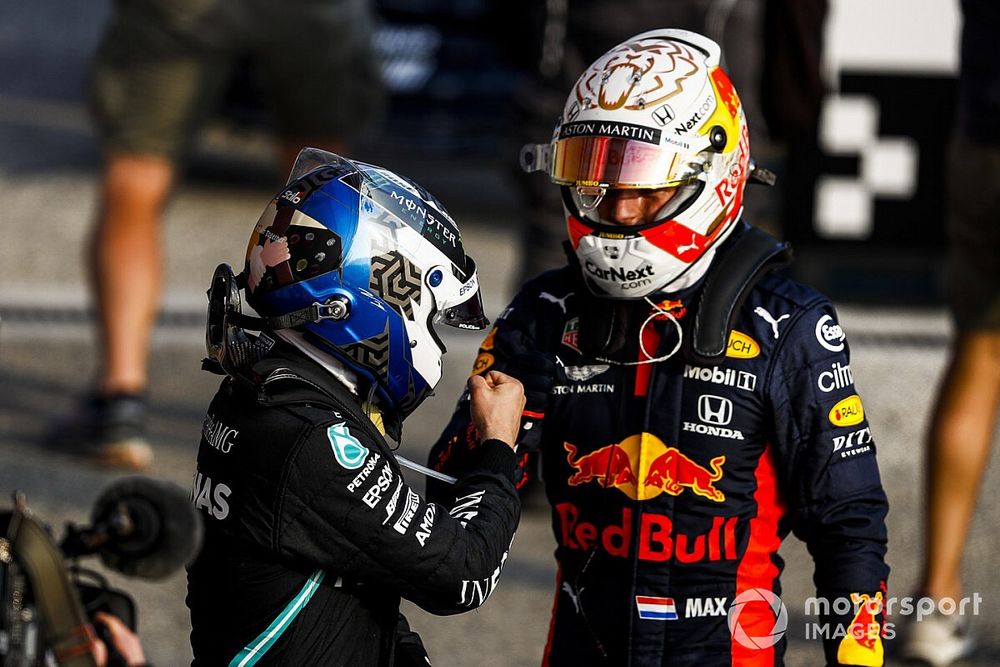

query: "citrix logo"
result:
(817, 361), (854, 393)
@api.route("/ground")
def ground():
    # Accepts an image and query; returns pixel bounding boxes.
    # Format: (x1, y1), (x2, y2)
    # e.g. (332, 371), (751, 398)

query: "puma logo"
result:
(540, 291), (573, 314)
(676, 233), (700, 256)
(562, 581), (585, 614)
(754, 307), (790, 339)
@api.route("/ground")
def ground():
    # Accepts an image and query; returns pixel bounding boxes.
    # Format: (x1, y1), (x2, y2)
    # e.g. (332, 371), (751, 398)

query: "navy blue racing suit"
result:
(428, 225), (889, 666)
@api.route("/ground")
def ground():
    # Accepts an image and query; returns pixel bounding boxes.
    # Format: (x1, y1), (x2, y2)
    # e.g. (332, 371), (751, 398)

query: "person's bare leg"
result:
(921, 331), (1000, 600)
(90, 154), (175, 396)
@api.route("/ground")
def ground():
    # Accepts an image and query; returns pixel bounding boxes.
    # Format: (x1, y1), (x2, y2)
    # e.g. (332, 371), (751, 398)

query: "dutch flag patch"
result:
(635, 595), (677, 621)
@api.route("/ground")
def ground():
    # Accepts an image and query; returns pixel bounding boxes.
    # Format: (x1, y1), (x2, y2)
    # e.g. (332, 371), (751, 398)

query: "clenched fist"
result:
(469, 371), (526, 449)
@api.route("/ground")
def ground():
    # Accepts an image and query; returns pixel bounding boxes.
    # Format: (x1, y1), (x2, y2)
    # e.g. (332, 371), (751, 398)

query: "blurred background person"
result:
(48, 0), (383, 470)
(902, 1), (1000, 664)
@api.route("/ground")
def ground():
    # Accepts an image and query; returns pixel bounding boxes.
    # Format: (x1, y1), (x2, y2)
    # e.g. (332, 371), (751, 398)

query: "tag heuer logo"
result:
(562, 318), (581, 353)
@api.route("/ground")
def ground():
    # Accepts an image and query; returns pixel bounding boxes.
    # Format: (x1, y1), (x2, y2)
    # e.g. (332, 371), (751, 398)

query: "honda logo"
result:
(698, 395), (733, 425)
(651, 104), (675, 126)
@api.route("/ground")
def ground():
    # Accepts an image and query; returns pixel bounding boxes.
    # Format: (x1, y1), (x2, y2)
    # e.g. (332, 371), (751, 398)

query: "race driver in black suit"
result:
(186, 150), (525, 666)
(428, 30), (889, 667)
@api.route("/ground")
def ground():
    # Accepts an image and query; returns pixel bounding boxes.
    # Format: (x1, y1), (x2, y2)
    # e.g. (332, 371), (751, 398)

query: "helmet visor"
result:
(551, 135), (701, 189)
(436, 255), (489, 330)
(569, 182), (701, 227)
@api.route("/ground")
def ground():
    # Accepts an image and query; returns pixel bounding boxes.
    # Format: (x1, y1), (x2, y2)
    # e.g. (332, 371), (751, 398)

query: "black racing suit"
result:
(187, 349), (520, 666)
(428, 229), (889, 666)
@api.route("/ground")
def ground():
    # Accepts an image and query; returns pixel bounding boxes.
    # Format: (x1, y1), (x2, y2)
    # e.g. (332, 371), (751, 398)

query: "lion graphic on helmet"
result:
(574, 37), (700, 112)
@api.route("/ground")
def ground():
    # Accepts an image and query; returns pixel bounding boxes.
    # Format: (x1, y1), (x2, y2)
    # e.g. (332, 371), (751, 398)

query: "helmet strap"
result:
(685, 224), (792, 364)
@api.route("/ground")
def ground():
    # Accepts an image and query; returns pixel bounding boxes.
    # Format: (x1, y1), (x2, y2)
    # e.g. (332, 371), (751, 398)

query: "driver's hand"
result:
(469, 371), (525, 448)
(92, 611), (147, 667)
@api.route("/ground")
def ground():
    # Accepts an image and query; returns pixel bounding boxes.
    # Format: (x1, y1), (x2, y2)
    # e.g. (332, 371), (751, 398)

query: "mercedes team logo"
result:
(727, 588), (788, 649)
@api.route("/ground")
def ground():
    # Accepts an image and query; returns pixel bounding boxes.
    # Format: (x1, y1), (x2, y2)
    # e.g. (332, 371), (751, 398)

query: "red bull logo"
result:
(646, 450), (725, 502)
(714, 125), (749, 206)
(837, 592), (884, 666)
(565, 442), (637, 487)
(556, 502), (738, 563)
(652, 299), (687, 321)
(564, 434), (726, 502)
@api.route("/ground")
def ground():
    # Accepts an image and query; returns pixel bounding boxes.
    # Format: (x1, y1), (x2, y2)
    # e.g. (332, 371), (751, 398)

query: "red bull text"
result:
(556, 503), (738, 563)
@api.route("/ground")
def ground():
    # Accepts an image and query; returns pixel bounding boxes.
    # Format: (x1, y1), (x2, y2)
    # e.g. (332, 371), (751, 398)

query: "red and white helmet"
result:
(522, 29), (751, 298)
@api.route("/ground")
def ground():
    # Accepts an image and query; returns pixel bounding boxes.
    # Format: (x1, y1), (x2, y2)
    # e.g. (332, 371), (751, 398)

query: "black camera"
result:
(0, 477), (202, 666)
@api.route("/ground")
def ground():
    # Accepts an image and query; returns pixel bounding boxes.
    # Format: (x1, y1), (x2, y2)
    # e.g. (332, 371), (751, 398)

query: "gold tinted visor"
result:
(550, 136), (700, 189)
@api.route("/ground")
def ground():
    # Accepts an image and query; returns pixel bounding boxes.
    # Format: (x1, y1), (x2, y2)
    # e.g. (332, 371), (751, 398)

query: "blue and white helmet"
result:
(244, 148), (488, 419)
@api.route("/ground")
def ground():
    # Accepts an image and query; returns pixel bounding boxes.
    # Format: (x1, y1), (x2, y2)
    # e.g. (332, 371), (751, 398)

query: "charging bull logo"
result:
(565, 442), (637, 487)
(837, 592), (884, 666)
(576, 38), (700, 112)
(564, 434), (725, 502)
(646, 450), (726, 502)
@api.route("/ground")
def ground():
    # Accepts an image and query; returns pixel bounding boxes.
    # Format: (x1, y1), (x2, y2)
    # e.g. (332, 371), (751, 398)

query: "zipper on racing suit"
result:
(626, 302), (686, 665)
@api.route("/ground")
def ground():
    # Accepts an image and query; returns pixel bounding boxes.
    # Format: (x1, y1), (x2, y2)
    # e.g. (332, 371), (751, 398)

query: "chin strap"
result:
(205, 264), (351, 380)
(229, 267), (350, 331)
